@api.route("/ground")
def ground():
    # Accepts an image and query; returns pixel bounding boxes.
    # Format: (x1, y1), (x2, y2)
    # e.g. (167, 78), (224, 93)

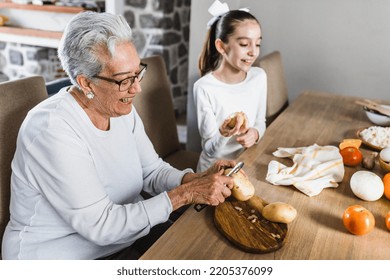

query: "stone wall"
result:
(124, 0), (191, 113)
(0, 42), (66, 83)
(0, 0), (191, 113)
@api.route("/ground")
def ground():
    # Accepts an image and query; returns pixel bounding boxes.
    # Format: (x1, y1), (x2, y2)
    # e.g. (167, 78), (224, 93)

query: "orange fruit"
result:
(340, 146), (363, 166)
(339, 139), (362, 150)
(383, 173), (390, 200)
(386, 211), (390, 231)
(342, 205), (375, 235)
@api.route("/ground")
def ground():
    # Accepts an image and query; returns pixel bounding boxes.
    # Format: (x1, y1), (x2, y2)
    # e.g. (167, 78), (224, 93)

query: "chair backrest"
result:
(45, 77), (72, 96)
(0, 76), (48, 246)
(255, 51), (289, 126)
(133, 55), (181, 158)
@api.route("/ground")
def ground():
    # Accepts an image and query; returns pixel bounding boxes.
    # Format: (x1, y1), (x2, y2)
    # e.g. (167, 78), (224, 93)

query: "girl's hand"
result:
(236, 128), (259, 148)
(219, 112), (249, 137)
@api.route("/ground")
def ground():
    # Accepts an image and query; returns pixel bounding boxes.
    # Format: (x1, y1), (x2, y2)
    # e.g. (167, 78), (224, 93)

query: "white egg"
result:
(380, 147), (390, 162)
(350, 171), (384, 201)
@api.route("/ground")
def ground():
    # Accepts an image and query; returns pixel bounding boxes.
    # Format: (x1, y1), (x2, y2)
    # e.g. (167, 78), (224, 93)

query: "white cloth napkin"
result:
(266, 144), (345, 196)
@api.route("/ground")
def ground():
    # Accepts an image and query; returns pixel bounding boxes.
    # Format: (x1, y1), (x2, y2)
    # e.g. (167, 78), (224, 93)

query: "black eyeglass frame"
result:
(92, 62), (147, 92)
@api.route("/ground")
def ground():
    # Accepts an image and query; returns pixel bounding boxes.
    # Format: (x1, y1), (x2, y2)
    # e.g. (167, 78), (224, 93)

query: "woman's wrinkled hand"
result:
(204, 159), (236, 176)
(168, 163), (236, 210)
(184, 170), (234, 206)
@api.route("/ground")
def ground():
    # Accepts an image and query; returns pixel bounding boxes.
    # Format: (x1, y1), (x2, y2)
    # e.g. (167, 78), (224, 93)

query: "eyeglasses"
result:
(93, 63), (147, 92)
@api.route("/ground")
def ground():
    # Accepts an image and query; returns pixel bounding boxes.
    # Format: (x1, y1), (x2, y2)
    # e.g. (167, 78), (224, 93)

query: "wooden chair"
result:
(255, 51), (289, 126)
(0, 76), (48, 255)
(134, 55), (200, 220)
(134, 55), (199, 171)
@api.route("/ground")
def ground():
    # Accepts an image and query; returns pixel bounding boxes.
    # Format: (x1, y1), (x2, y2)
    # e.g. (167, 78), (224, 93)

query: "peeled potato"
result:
(224, 168), (255, 201)
(261, 202), (297, 223)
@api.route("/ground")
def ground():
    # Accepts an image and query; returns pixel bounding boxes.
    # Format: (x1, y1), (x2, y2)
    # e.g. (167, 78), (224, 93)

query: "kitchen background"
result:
(1, 0), (389, 151)
(186, 0), (390, 151)
(0, 0), (191, 114)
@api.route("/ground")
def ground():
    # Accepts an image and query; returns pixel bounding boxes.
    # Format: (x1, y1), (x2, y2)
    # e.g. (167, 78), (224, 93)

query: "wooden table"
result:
(141, 91), (390, 260)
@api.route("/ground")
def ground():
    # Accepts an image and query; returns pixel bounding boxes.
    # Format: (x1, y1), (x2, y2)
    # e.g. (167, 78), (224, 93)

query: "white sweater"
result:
(194, 67), (267, 172)
(2, 88), (191, 259)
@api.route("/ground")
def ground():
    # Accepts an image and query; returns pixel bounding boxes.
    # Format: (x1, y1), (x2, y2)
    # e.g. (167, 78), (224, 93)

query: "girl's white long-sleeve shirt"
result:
(1, 88), (191, 259)
(194, 67), (267, 172)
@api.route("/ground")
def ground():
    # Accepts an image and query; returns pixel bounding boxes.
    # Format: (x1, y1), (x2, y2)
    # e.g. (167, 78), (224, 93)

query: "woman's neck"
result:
(68, 86), (110, 131)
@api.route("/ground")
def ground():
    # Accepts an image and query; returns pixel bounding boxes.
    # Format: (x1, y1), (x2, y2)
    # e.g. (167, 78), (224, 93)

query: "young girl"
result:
(194, 1), (267, 172)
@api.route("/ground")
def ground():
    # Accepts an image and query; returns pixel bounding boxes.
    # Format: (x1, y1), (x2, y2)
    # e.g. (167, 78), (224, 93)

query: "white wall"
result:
(187, 0), (390, 151)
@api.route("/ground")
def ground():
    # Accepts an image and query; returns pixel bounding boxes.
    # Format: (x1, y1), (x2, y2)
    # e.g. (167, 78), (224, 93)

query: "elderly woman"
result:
(1, 12), (234, 260)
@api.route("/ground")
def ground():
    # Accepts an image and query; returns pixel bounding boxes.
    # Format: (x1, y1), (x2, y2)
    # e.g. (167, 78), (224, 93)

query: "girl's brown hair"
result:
(198, 10), (260, 76)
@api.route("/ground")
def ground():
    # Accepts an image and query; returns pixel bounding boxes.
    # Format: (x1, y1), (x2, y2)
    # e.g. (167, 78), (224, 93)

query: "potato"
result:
(248, 196), (297, 224)
(224, 168), (255, 201)
(224, 168), (297, 223)
(227, 112), (246, 129)
(261, 202), (297, 223)
(0, 15), (9, 26)
(247, 195), (266, 213)
(227, 115), (237, 129)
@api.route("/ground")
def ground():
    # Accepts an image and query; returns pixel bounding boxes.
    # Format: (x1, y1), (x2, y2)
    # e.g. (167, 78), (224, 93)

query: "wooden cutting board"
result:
(214, 196), (288, 253)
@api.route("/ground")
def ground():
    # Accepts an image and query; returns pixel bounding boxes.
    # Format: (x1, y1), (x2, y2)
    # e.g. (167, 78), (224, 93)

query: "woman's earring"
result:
(86, 91), (94, 100)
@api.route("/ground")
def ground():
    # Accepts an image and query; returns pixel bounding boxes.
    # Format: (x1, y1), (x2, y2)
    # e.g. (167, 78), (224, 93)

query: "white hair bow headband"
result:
(207, 0), (250, 28)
